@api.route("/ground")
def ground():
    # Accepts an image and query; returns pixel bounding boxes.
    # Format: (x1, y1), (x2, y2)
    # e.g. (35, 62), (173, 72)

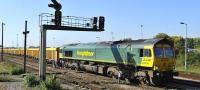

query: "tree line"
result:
(154, 33), (200, 67)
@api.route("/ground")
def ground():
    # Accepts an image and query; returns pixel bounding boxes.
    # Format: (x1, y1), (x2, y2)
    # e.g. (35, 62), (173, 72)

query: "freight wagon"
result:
(3, 48), (60, 63)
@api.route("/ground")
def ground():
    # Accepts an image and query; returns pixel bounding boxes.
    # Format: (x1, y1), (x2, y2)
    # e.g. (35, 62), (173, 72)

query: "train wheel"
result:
(137, 71), (152, 85)
(74, 66), (80, 71)
(150, 76), (162, 86)
(125, 78), (135, 84)
(166, 73), (173, 81)
(71, 65), (75, 70)
(107, 71), (116, 80)
(138, 77), (148, 85)
(52, 61), (56, 68)
(107, 71), (112, 77)
(161, 75), (173, 83)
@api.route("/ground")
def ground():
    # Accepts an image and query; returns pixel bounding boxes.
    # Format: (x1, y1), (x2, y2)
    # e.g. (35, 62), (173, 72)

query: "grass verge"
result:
(23, 74), (62, 90)
(175, 53), (200, 74)
(40, 74), (62, 90)
(0, 75), (13, 82)
(23, 74), (38, 87)
(0, 61), (24, 75)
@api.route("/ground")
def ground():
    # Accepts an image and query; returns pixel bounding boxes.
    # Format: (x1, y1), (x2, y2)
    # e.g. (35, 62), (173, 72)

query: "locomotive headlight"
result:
(168, 65), (175, 70)
(154, 66), (160, 71)
(173, 65), (175, 70)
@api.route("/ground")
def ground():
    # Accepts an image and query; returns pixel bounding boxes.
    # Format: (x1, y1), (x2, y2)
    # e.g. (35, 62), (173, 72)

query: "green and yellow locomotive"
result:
(60, 38), (178, 85)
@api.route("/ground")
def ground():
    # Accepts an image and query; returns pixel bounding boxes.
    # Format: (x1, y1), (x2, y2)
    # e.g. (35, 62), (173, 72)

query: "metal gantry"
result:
(39, 0), (105, 80)
(39, 14), (104, 31)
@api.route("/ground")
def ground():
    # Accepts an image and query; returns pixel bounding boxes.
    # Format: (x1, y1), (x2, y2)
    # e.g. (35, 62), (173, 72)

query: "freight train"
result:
(3, 38), (178, 85)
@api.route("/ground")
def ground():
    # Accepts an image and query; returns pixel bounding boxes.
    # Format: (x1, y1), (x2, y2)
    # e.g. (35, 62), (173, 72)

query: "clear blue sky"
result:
(0, 0), (200, 47)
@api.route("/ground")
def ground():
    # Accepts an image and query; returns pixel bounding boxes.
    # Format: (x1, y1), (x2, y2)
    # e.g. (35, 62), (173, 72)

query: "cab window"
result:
(155, 48), (164, 57)
(165, 48), (174, 57)
(64, 51), (72, 57)
(140, 49), (151, 57)
(155, 47), (174, 58)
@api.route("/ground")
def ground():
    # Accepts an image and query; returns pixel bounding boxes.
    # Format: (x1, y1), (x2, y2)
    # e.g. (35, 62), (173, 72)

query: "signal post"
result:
(39, 0), (105, 80)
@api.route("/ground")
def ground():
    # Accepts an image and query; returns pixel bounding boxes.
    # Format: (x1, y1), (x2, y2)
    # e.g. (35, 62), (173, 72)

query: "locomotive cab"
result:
(154, 44), (175, 72)
(151, 39), (178, 85)
(132, 39), (178, 85)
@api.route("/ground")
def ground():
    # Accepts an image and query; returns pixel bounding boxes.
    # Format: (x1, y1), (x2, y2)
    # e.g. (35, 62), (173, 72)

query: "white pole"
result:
(180, 22), (187, 72)
(185, 24), (187, 72)
(141, 25), (143, 39)
(17, 34), (19, 48)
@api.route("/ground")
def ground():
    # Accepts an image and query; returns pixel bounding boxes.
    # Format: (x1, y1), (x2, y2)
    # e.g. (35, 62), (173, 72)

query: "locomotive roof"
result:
(61, 38), (172, 48)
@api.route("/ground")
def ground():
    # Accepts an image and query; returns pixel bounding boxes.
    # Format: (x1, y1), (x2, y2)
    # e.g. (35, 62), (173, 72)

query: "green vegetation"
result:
(10, 67), (24, 75)
(154, 33), (171, 39)
(23, 74), (38, 87)
(40, 74), (62, 90)
(154, 33), (200, 74)
(0, 61), (23, 82)
(0, 61), (24, 75)
(197, 47), (200, 52)
(0, 75), (12, 82)
(176, 52), (200, 74)
(22, 74), (62, 90)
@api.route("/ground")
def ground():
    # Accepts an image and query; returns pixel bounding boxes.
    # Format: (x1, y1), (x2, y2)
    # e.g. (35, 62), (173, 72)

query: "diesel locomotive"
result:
(3, 38), (178, 85)
(60, 38), (178, 85)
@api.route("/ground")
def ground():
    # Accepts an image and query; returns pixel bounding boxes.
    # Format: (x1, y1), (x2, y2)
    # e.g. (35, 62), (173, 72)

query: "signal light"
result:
(48, 0), (62, 11)
(55, 11), (62, 26)
(93, 17), (98, 29)
(48, 0), (62, 26)
(99, 16), (105, 30)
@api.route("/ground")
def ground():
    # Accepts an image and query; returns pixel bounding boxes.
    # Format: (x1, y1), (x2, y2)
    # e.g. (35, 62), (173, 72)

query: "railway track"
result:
(4, 54), (200, 90)
(4, 55), (122, 90)
(5, 55), (93, 90)
(164, 78), (200, 89)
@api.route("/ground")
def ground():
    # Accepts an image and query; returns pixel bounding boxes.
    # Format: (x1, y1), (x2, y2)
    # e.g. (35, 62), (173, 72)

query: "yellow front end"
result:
(139, 44), (176, 72)
(154, 57), (175, 71)
(153, 44), (175, 72)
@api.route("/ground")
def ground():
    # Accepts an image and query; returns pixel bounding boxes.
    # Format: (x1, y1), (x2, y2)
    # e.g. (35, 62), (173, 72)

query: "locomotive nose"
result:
(154, 57), (174, 71)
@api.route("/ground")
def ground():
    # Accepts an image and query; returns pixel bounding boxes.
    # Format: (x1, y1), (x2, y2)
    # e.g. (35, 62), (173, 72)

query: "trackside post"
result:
(23, 21), (29, 73)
